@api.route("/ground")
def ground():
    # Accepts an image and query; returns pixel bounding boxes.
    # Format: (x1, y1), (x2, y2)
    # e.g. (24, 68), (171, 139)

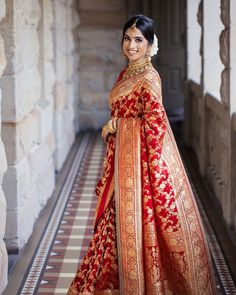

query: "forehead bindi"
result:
(125, 28), (144, 38)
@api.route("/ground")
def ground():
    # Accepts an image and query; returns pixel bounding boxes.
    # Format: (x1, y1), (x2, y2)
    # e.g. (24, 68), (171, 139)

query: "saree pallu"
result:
(68, 67), (216, 295)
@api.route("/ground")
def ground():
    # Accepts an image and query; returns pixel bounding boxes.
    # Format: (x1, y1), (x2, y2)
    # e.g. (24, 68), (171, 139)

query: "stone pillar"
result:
(77, 0), (126, 131)
(0, 0), (8, 292)
(230, 0), (236, 231)
(185, 0), (207, 173)
(52, 0), (80, 171)
(231, 114), (236, 231)
(0, 0), (55, 252)
(184, 0), (202, 147)
(186, 0), (235, 231)
(218, 0), (231, 225)
(70, 1), (80, 132)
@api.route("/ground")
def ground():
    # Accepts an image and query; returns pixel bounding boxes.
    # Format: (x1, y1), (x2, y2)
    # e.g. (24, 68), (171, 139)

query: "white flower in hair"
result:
(150, 34), (159, 57)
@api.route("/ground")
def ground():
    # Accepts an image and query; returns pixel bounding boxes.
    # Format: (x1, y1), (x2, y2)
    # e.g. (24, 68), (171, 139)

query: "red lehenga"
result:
(67, 64), (216, 295)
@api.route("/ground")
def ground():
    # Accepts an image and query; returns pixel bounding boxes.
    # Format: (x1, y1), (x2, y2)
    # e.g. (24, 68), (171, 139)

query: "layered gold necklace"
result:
(122, 57), (152, 80)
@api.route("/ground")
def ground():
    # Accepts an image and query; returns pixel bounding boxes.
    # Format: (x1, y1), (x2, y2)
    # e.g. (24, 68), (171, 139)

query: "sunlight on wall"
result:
(187, 0), (201, 84)
(203, 0), (224, 100)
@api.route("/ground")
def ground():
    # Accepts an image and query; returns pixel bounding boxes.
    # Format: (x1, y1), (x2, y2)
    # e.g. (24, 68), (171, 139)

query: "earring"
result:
(145, 49), (151, 62)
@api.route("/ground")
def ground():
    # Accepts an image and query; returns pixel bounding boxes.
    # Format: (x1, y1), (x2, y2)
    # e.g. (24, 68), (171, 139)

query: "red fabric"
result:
(69, 198), (119, 293)
(68, 67), (216, 295)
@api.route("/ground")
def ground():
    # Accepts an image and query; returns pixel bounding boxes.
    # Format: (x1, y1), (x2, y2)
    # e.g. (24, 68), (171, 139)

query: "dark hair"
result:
(122, 14), (155, 45)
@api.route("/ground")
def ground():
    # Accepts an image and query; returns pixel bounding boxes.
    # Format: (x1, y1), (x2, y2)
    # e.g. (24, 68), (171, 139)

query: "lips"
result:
(127, 50), (137, 55)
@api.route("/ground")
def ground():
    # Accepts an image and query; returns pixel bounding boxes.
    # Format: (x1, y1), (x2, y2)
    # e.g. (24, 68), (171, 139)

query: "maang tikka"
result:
(130, 20), (138, 32)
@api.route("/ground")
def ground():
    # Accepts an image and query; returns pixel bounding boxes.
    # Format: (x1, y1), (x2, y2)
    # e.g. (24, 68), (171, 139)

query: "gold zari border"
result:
(115, 118), (144, 295)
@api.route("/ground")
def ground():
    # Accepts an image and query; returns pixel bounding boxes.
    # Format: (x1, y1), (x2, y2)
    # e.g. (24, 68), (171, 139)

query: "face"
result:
(122, 26), (150, 62)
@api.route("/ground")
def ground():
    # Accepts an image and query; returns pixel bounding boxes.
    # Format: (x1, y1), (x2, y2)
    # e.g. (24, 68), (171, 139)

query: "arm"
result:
(101, 118), (118, 141)
(141, 73), (166, 161)
(101, 69), (126, 141)
(140, 72), (168, 225)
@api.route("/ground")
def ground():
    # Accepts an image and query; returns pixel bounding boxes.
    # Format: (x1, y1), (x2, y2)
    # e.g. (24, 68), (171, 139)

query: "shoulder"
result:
(141, 67), (162, 96)
(142, 67), (161, 85)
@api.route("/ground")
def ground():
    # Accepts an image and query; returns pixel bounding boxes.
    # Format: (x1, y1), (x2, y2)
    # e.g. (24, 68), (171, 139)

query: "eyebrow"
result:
(124, 33), (144, 39)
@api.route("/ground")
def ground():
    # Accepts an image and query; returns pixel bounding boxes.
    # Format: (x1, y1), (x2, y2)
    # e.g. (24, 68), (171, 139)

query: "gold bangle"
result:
(107, 120), (115, 133)
(112, 118), (117, 131)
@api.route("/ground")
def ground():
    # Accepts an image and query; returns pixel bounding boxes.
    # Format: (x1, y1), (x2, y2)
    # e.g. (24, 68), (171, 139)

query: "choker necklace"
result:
(123, 57), (152, 80)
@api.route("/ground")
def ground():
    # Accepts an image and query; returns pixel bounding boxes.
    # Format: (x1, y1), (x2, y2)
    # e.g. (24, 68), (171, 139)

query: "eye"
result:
(135, 38), (143, 42)
(124, 36), (130, 41)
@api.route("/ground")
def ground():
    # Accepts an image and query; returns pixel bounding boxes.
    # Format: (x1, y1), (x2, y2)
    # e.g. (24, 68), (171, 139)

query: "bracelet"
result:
(107, 119), (116, 134)
(112, 118), (117, 131)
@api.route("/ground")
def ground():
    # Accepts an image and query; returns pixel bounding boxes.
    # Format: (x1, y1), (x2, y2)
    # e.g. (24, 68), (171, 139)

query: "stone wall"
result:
(0, 0), (55, 251)
(52, 0), (80, 171)
(231, 114), (236, 230)
(0, 1), (8, 292)
(230, 0), (236, 232)
(0, 0), (80, 254)
(77, 0), (126, 130)
(185, 0), (235, 232)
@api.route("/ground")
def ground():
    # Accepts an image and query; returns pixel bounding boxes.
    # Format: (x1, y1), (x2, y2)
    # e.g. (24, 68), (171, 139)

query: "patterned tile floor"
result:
(4, 130), (236, 295)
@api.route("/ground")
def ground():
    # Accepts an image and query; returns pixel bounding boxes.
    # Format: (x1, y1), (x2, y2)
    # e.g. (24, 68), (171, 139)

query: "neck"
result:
(122, 56), (152, 80)
(128, 56), (151, 68)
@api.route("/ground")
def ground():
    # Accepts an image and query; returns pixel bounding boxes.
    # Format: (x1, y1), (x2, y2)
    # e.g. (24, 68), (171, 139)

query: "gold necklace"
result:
(123, 57), (152, 80)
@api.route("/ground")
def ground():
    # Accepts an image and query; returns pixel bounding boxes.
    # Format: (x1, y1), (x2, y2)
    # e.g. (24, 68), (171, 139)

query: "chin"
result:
(128, 56), (139, 62)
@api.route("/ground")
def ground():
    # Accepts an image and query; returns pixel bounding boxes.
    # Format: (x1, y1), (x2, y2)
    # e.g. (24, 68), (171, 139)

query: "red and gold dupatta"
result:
(115, 118), (144, 294)
(109, 68), (216, 295)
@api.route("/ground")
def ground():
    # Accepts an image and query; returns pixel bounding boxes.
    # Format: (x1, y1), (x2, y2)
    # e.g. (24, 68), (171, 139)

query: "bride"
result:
(67, 14), (216, 295)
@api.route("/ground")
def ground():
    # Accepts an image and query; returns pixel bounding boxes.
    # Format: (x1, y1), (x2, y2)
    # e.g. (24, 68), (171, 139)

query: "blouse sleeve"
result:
(140, 71), (167, 162)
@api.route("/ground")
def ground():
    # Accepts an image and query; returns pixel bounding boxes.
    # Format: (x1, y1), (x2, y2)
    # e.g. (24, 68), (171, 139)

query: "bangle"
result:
(107, 120), (115, 133)
(112, 118), (117, 131)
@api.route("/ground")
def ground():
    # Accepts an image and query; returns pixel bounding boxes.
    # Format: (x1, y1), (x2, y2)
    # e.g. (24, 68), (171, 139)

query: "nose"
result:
(128, 38), (136, 49)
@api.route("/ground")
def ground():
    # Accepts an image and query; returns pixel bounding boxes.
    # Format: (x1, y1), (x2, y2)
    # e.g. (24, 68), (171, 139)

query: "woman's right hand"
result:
(101, 118), (117, 141)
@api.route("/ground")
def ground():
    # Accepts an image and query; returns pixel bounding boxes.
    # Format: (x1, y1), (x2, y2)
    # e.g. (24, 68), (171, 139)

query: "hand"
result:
(101, 124), (109, 141)
(101, 118), (117, 141)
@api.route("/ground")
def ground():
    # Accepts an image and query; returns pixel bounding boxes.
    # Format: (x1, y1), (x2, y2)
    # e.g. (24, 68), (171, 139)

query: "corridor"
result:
(2, 129), (236, 294)
(1, 0), (236, 294)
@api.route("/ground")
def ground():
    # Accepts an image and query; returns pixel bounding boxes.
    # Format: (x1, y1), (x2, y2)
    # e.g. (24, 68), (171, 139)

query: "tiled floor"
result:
(3, 128), (236, 295)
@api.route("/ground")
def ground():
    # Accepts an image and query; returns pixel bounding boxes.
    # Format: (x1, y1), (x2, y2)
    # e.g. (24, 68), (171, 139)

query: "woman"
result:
(68, 15), (216, 295)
